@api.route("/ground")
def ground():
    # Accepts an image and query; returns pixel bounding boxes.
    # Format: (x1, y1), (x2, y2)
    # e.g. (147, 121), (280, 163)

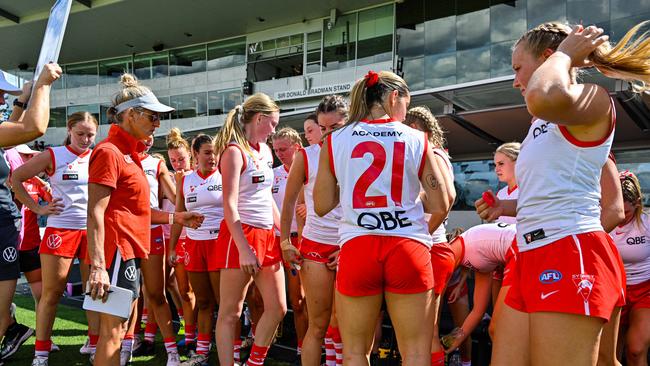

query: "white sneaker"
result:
(31, 357), (48, 366)
(120, 349), (132, 366)
(167, 351), (181, 366)
(50, 342), (60, 352)
(180, 354), (208, 366)
(79, 337), (92, 354)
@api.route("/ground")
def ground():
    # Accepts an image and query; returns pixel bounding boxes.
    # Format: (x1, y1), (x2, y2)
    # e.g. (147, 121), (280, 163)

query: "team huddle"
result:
(0, 19), (649, 366)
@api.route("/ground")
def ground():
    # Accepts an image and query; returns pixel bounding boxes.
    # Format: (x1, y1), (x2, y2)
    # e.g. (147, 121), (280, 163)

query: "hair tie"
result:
(365, 71), (379, 87)
(619, 170), (636, 180)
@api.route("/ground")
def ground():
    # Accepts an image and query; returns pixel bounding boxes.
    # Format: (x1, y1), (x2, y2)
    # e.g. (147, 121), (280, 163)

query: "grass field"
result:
(8, 294), (292, 366)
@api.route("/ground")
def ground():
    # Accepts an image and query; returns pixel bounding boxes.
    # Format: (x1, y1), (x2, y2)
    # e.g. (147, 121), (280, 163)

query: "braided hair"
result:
(404, 106), (446, 149)
(620, 170), (646, 225)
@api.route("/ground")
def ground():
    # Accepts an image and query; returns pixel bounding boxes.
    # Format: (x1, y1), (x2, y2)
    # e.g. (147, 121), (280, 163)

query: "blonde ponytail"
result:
(348, 71), (409, 123)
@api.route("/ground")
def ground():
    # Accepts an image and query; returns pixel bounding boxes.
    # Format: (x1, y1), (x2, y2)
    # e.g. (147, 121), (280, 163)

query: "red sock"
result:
(297, 339), (303, 355)
(89, 333), (99, 351)
(431, 351), (445, 366)
(234, 338), (242, 363)
(196, 333), (211, 356)
(247, 344), (269, 366)
(177, 308), (184, 318)
(35, 339), (52, 358)
(163, 337), (178, 354)
(144, 322), (158, 343)
(325, 328), (336, 366)
(184, 324), (196, 345)
(330, 327), (343, 366)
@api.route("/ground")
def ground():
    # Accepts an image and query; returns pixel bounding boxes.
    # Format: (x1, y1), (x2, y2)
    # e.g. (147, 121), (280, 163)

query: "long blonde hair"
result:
(516, 21), (650, 92)
(404, 106), (446, 149)
(348, 71), (409, 123)
(214, 93), (279, 157)
(106, 73), (152, 123)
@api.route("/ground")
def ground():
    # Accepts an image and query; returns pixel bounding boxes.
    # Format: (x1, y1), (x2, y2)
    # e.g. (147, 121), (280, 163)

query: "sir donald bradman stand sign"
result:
(274, 82), (353, 101)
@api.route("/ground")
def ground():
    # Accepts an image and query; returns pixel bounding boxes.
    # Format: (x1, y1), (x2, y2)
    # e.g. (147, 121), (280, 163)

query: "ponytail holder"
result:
(619, 170), (636, 179)
(365, 71), (379, 87)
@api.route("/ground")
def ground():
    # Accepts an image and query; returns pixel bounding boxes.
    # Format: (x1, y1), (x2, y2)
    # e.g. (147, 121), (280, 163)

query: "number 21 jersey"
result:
(328, 119), (431, 247)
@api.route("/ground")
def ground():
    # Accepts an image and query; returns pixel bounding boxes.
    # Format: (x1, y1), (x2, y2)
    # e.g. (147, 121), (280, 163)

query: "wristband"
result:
(169, 213), (174, 225)
(13, 99), (27, 109)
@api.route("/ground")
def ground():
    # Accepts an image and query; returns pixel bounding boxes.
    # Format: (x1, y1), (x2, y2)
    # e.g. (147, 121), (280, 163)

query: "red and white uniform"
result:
(41, 146), (90, 260)
(506, 111), (625, 321)
(183, 170), (224, 240)
(272, 165), (297, 235)
(329, 119), (433, 296)
(215, 142), (277, 269)
(182, 169), (223, 271)
(459, 223), (516, 273)
(46, 146), (90, 230)
(495, 185), (518, 224)
(300, 144), (342, 262)
(20, 179), (47, 251)
(142, 155), (165, 255)
(328, 119), (431, 247)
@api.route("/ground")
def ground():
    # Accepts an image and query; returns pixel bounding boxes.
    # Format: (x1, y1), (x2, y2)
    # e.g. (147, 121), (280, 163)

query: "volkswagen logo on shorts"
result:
(124, 265), (137, 282)
(2, 247), (17, 263)
(47, 234), (63, 249)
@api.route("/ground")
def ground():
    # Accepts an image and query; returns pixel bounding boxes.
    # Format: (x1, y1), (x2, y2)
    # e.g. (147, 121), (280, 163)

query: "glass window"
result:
(401, 56), (425, 91)
(356, 5), (394, 66)
(491, 40), (515, 78)
(247, 34), (304, 81)
(100, 104), (111, 125)
(134, 52), (169, 80)
(452, 159), (505, 210)
(457, 47), (490, 84)
(616, 150), (650, 207)
(99, 57), (132, 85)
(306, 31), (322, 74)
(490, 2), (526, 44)
(322, 13), (357, 72)
(567, 0), (610, 24)
(65, 62), (98, 88)
(207, 37), (246, 70)
(424, 14), (456, 55)
(68, 104), (100, 125)
(424, 52), (456, 88)
(170, 45), (206, 76)
(611, 0), (650, 20)
(49, 107), (67, 128)
(170, 92), (207, 119)
(396, 0), (425, 88)
(208, 89), (242, 116)
(611, 14), (650, 43)
(527, 0), (567, 28)
(456, 1), (490, 51)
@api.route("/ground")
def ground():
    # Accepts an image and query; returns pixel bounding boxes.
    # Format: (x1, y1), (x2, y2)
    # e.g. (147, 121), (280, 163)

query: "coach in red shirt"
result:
(86, 74), (203, 366)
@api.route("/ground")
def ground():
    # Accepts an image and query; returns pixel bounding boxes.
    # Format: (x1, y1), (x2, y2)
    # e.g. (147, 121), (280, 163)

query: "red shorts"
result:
(501, 241), (518, 287)
(214, 221), (277, 269)
(336, 235), (434, 296)
(185, 238), (220, 272)
(430, 242), (455, 295)
(274, 236), (301, 268)
(149, 226), (166, 256)
(40, 227), (88, 262)
(621, 280), (650, 324)
(444, 280), (469, 303)
(300, 237), (339, 264)
(505, 231), (626, 321)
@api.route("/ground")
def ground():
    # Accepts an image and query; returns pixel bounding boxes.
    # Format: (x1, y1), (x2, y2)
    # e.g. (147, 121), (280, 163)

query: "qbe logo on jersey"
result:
(124, 265), (138, 282)
(47, 234), (63, 249)
(2, 247), (17, 263)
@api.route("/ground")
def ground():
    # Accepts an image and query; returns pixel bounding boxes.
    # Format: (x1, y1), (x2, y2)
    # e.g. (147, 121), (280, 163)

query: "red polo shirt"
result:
(88, 125), (151, 266)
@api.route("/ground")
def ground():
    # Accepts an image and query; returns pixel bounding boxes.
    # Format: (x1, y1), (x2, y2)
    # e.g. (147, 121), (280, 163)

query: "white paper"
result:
(82, 284), (134, 320)
(33, 0), (73, 82)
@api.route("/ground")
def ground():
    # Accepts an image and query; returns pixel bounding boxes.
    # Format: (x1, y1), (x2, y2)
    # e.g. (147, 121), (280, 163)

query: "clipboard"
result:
(82, 284), (133, 320)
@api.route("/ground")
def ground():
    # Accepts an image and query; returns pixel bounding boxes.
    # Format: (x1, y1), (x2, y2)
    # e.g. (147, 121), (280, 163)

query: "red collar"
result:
(65, 144), (91, 158)
(196, 168), (217, 180)
(360, 118), (394, 124)
(507, 185), (518, 195)
(106, 125), (147, 168)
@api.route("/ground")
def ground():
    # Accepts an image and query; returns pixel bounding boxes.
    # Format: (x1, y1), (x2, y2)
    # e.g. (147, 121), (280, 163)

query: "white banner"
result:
(33, 0), (73, 81)
(275, 82), (353, 101)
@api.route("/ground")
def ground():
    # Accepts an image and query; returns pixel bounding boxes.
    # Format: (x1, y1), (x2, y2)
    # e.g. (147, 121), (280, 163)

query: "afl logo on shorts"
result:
(47, 234), (63, 249)
(539, 269), (562, 284)
(124, 265), (138, 282)
(2, 247), (17, 263)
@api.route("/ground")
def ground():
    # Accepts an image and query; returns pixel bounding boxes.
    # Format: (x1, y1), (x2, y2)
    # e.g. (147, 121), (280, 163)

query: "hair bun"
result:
(119, 73), (139, 88)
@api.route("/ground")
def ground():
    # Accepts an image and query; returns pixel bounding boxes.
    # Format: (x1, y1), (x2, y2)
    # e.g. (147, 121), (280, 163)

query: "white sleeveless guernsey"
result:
(227, 142), (274, 230)
(430, 148), (453, 244)
(47, 146), (90, 229)
(495, 185), (518, 224)
(142, 155), (162, 229)
(301, 144), (342, 245)
(515, 112), (615, 252)
(329, 119), (431, 247)
(460, 222), (516, 273)
(609, 213), (650, 285)
(272, 165), (297, 235)
(182, 169), (224, 240)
